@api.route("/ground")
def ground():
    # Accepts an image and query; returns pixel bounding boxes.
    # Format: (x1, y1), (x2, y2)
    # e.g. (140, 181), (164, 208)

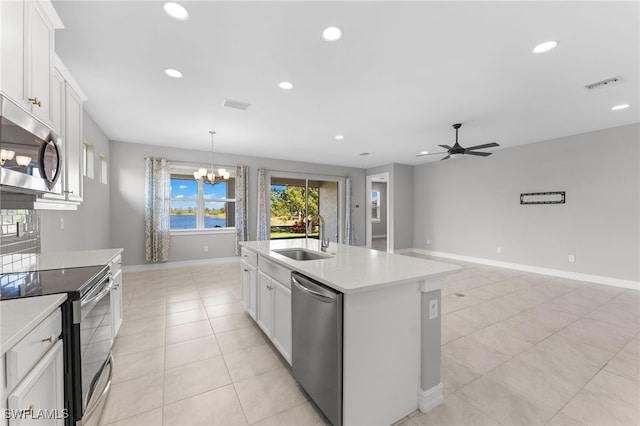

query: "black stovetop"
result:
(0, 265), (109, 300)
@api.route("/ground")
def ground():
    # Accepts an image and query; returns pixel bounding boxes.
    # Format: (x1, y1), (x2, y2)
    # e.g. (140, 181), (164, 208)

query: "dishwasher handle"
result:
(292, 274), (337, 303)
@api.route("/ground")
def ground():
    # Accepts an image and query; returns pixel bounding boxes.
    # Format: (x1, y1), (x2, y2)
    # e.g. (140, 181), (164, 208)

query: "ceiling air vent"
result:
(223, 99), (251, 111)
(584, 76), (623, 91)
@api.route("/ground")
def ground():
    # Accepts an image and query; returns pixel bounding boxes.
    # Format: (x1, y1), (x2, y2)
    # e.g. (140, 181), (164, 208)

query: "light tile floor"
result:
(98, 256), (639, 426)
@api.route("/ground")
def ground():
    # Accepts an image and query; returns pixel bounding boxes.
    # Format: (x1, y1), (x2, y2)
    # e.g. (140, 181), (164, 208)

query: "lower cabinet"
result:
(110, 269), (123, 339)
(256, 271), (292, 364)
(7, 341), (64, 426)
(241, 262), (257, 319)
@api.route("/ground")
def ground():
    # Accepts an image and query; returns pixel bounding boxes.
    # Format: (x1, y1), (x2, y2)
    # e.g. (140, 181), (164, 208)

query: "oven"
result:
(0, 264), (114, 426)
(64, 267), (113, 426)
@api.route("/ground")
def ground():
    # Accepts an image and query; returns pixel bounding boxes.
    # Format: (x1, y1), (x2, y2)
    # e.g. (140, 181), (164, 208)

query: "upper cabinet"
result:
(0, 0), (64, 132)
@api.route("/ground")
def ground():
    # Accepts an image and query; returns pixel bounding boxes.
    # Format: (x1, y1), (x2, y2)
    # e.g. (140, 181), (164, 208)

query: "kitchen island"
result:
(240, 239), (460, 425)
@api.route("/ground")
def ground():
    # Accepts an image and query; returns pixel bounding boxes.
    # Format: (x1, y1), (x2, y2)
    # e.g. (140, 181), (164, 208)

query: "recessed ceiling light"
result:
(278, 81), (294, 90)
(163, 2), (189, 21)
(164, 68), (183, 78)
(420, 151), (429, 155)
(322, 27), (342, 42)
(611, 104), (630, 111)
(532, 40), (558, 54)
(335, 135), (344, 140)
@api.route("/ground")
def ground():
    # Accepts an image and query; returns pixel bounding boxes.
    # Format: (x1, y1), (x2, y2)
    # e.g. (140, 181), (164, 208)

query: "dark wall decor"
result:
(520, 191), (566, 205)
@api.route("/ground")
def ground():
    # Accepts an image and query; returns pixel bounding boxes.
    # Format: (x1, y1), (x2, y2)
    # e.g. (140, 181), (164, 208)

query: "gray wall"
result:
(110, 141), (366, 266)
(41, 112), (111, 251)
(371, 182), (387, 237)
(413, 124), (640, 282)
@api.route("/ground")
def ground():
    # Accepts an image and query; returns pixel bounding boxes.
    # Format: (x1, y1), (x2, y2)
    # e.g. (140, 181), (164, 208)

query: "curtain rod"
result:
(144, 158), (235, 168)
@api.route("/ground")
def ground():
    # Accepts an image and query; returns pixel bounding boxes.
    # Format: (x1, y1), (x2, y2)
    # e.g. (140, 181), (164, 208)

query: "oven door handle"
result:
(83, 354), (113, 421)
(81, 275), (112, 307)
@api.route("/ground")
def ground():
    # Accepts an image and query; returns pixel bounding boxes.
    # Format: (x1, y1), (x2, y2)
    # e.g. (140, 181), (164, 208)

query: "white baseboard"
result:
(123, 256), (240, 273)
(410, 248), (639, 290)
(418, 383), (444, 413)
(372, 234), (387, 239)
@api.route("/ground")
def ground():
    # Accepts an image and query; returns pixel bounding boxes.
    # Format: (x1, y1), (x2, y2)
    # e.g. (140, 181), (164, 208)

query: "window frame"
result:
(169, 164), (236, 235)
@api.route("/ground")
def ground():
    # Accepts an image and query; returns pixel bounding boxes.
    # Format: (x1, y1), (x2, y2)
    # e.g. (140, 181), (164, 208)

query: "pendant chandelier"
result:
(193, 130), (229, 182)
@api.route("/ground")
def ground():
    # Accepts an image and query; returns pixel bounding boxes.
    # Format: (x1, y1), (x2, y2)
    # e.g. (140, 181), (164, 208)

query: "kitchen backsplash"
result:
(1, 209), (40, 273)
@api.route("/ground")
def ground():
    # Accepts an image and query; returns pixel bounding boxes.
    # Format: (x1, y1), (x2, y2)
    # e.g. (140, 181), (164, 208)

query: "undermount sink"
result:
(273, 248), (333, 261)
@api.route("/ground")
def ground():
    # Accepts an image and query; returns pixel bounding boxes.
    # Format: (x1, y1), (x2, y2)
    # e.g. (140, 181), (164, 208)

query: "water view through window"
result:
(170, 175), (234, 229)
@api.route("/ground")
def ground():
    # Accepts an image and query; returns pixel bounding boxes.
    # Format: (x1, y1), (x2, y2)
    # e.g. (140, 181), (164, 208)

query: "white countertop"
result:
(0, 294), (67, 354)
(2, 248), (123, 273)
(240, 239), (461, 294)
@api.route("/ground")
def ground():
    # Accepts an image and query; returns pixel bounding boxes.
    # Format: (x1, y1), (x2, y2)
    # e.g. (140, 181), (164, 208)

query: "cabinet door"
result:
(241, 263), (257, 319)
(7, 340), (64, 426)
(256, 272), (273, 337)
(64, 83), (83, 202)
(110, 269), (123, 338)
(272, 280), (292, 364)
(25, 0), (53, 124)
(0, 0), (26, 106)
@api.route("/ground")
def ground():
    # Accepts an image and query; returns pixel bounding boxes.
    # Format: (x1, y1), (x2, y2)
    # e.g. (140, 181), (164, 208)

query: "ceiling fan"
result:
(417, 123), (499, 160)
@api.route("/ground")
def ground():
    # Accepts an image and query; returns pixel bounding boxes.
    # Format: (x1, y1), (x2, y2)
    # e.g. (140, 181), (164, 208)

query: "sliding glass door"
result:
(269, 175), (341, 242)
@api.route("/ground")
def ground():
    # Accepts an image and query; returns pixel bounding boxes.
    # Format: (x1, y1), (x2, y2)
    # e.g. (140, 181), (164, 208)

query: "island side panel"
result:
(343, 281), (421, 425)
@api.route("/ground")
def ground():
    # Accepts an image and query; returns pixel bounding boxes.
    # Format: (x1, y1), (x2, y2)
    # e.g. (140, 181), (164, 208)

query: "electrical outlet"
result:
(429, 299), (438, 320)
(427, 239), (431, 245)
(568, 254), (575, 263)
(203, 245), (209, 252)
(59, 218), (64, 230)
(497, 247), (502, 254)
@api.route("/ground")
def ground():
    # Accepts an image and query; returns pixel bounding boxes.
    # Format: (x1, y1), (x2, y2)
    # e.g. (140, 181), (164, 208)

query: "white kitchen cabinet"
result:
(256, 271), (273, 336)
(38, 57), (87, 207)
(256, 270), (292, 364)
(241, 263), (257, 319)
(2, 307), (64, 426)
(0, 0), (63, 130)
(7, 340), (64, 426)
(110, 255), (123, 338)
(271, 279), (292, 363)
(63, 82), (83, 202)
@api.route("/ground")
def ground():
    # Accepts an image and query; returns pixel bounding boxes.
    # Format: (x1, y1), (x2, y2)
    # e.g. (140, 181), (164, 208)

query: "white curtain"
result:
(235, 165), (249, 254)
(256, 168), (269, 240)
(344, 176), (353, 245)
(144, 158), (171, 262)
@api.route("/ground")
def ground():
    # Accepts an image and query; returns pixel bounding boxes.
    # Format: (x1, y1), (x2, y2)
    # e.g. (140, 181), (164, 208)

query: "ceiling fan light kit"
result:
(417, 123), (500, 161)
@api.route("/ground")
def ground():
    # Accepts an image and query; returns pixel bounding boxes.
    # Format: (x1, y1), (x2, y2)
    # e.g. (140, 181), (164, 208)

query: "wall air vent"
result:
(223, 99), (251, 111)
(584, 76), (623, 91)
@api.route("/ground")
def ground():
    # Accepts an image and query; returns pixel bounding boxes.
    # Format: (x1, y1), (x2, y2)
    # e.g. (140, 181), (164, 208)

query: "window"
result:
(83, 142), (94, 178)
(99, 154), (108, 184)
(170, 171), (236, 231)
(371, 190), (381, 222)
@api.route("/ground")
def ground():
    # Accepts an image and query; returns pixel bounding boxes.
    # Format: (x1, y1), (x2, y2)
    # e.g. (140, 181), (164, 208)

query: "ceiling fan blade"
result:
(438, 144), (453, 150)
(464, 142), (499, 151)
(416, 151), (447, 157)
(440, 155), (451, 161)
(465, 151), (492, 157)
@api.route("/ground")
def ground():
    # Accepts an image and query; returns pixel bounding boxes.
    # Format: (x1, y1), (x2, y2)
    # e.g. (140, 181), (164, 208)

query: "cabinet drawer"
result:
(258, 256), (291, 289)
(6, 309), (61, 390)
(241, 248), (258, 267)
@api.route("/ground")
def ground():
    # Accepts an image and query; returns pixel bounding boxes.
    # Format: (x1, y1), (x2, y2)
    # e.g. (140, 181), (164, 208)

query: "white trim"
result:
(371, 234), (387, 239)
(418, 383), (443, 413)
(411, 248), (640, 290)
(123, 256), (240, 273)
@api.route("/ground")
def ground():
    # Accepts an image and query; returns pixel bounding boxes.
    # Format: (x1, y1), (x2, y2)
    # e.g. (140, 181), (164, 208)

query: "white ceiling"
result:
(51, 1), (639, 168)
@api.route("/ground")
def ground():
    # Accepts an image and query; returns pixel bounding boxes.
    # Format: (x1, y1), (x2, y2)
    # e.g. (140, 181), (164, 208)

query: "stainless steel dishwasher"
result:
(291, 272), (343, 426)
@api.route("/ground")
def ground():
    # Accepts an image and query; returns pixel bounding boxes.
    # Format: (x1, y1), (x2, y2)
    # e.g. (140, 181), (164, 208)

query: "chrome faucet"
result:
(309, 214), (330, 252)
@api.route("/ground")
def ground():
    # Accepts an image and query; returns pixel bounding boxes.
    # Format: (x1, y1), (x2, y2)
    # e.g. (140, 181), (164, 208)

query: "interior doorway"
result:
(366, 172), (392, 252)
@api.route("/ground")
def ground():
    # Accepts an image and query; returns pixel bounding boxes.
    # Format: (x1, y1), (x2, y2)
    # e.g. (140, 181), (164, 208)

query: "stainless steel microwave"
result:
(0, 94), (62, 194)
